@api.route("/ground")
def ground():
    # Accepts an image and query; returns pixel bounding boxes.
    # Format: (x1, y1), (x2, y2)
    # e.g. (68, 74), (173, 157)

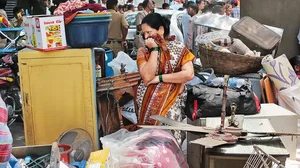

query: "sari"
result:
(136, 35), (195, 143)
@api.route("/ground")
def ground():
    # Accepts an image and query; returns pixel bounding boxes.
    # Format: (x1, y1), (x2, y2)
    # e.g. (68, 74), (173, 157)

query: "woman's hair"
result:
(141, 13), (171, 38)
(289, 55), (300, 68)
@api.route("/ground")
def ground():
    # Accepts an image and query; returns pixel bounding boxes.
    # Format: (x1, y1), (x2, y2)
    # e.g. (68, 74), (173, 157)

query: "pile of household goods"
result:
(12, 128), (187, 168)
(22, 0), (109, 51)
(195, 16), (281, 75)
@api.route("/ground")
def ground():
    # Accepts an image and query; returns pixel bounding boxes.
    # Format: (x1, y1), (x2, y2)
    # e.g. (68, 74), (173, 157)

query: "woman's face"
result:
(141, 23), (163, 39)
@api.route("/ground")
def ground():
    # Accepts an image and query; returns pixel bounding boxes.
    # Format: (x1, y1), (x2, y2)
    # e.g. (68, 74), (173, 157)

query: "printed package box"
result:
(23, 15), (67, 51)
(86, 148), (112, 168)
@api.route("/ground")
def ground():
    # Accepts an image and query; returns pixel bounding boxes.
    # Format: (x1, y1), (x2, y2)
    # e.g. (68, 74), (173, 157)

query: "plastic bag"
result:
(121, 100), (137, 124)
(108, 51), (138, 76)
(101, 129), (189, 168)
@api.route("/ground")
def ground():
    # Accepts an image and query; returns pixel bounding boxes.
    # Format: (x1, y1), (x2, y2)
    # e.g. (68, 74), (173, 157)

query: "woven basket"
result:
(199, 45), (263, 76)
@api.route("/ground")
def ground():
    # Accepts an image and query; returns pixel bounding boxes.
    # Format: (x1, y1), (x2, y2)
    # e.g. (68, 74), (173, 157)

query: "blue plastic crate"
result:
(66, 14), (111, 48)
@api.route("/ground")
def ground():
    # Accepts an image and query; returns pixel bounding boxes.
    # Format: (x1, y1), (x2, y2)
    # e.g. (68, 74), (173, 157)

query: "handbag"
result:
(185, 83), (260, 120)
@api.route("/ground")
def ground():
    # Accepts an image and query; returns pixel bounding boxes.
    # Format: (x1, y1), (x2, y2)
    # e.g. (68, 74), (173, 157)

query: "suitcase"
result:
(229, 16), (281, 56)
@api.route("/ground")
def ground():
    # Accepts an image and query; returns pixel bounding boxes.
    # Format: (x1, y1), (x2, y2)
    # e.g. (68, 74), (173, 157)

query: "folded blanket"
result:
(64, 3), (107, 24)
(54, 0), (88, 16)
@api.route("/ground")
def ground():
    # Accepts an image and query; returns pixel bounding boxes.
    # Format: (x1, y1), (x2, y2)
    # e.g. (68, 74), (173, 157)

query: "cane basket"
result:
(199, 45), (264, 76)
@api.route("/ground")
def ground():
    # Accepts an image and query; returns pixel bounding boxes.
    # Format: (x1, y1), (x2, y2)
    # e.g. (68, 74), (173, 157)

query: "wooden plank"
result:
(138, 125), (214, 134)
(150, 115), (195, 127)
(190, 137), (228, 148)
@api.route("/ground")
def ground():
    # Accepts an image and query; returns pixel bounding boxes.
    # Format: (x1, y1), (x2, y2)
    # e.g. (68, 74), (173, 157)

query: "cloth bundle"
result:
(229, 38), (260, 57)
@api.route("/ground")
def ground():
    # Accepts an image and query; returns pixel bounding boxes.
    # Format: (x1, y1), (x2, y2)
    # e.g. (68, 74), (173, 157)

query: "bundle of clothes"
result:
(51, 0), (107, 24)
(195, 30), (261, 57)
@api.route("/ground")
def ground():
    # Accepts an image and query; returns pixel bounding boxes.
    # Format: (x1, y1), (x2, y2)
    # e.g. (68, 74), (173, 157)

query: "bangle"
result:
(149, 47), (159, 53)
(159, 75), (163, 82)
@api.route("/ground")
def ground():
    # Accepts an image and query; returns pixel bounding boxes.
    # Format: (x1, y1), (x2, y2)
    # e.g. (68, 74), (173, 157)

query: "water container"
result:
(66, 13), (112, 48)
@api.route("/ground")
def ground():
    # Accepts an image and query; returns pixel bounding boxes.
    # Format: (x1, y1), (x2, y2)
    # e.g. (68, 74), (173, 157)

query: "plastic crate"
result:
(66, 14), (111, 48)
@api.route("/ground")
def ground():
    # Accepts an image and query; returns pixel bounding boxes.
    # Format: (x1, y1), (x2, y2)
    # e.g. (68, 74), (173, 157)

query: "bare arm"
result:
(121, 15), (129, 44)
(122, 26), (128, 42)
(147, 61), (194, 85)
(138, 49), (158, 84)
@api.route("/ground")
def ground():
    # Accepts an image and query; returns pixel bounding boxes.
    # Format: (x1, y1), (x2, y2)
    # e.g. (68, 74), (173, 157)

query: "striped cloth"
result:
(0, 97), (12, 168)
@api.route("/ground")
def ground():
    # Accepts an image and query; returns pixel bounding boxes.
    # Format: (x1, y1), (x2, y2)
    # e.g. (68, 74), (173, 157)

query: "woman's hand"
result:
(145, 38), (158, 49)
(144, 76), (159, 86)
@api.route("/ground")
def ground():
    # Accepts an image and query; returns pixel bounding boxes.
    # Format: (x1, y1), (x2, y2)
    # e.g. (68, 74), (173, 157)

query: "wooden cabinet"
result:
(18, 49), (98, 150)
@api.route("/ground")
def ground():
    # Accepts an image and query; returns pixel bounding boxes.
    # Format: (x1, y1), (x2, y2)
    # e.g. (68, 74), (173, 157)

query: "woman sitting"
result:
(136, 13), (195, 145)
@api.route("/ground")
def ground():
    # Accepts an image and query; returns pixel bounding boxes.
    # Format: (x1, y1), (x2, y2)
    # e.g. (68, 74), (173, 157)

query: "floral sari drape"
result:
(136, 36), (195, 125)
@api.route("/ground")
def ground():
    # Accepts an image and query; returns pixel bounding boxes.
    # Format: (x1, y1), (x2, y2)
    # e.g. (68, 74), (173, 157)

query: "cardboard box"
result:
(86, 148), (111, 168)
(23, 15), (67, 51)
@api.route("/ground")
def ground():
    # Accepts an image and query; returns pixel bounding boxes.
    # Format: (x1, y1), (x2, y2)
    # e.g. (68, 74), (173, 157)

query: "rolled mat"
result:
(261, 54), (300, 91)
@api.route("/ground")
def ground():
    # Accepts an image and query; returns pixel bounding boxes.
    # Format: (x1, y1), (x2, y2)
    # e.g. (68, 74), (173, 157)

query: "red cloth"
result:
(64, 4), (107, 24)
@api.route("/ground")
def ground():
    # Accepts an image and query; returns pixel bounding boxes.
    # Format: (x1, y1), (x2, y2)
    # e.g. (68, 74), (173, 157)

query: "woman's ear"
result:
(158, 26), (165, 36)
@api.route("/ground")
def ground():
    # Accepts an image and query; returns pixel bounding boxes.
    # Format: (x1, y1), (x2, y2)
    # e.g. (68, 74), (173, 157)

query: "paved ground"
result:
(10, 121), (25, 147)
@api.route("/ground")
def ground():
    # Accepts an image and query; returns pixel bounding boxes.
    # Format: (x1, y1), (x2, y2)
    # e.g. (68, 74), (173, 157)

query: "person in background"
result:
(101, 0), (107, 8)
(118, 4), (124, 13)
(162, 3), (170, 9)
(127, 0), (134, 5)
(223, 3), (232, 16)
(136, 13), (194, 145)
(17, 0), (47, 15)
(182, 1), (195, 44)
(104, 0), (129, 57)
(202, 3), (213, 13)
(0, 0), (8, 19)
(151, 0), (155, 13)
(212, 4), (223, 15)
(123, 4), (128, 12)
(289, 55), (300, 79)
(124, 4), (135, 16)
(196, 0), (205, 14)
(185, 3), (199, 52)
(231, 0), (240, 18)
(134, 0), (154, 49)
(138, 3), (143, 11)
(10, 7), (25, 27)
(204, 0), (209, 5)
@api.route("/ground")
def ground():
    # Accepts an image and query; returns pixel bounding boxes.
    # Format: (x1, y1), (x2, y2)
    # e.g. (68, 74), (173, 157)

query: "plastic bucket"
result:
(58, 144), (72, 164)
(66, 16), (111, 48)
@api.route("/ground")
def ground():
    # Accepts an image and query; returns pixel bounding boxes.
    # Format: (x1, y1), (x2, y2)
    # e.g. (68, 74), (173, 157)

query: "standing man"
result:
(162, 3), (170, 9)
(196, 0), (205, 14)
(124, 4), (135, 17)
(101, 0), (107, 8)
(10, 7), (25, 27)
(182, 1), (195, 44)
(134, 0), (154, 49)
(231, 0), (240, 18)
(185, 3), (199, 53)
(104, 0), (129, 57)
(17, 0), (47, 15)
(137, 3), (143, 11)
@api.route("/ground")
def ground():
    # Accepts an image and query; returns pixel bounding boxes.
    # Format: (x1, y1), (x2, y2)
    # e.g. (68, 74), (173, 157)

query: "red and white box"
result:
(23, 15), (67, 51)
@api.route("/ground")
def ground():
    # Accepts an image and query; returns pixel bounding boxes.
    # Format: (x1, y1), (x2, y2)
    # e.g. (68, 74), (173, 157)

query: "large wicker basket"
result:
(199, 45), (264, 76)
